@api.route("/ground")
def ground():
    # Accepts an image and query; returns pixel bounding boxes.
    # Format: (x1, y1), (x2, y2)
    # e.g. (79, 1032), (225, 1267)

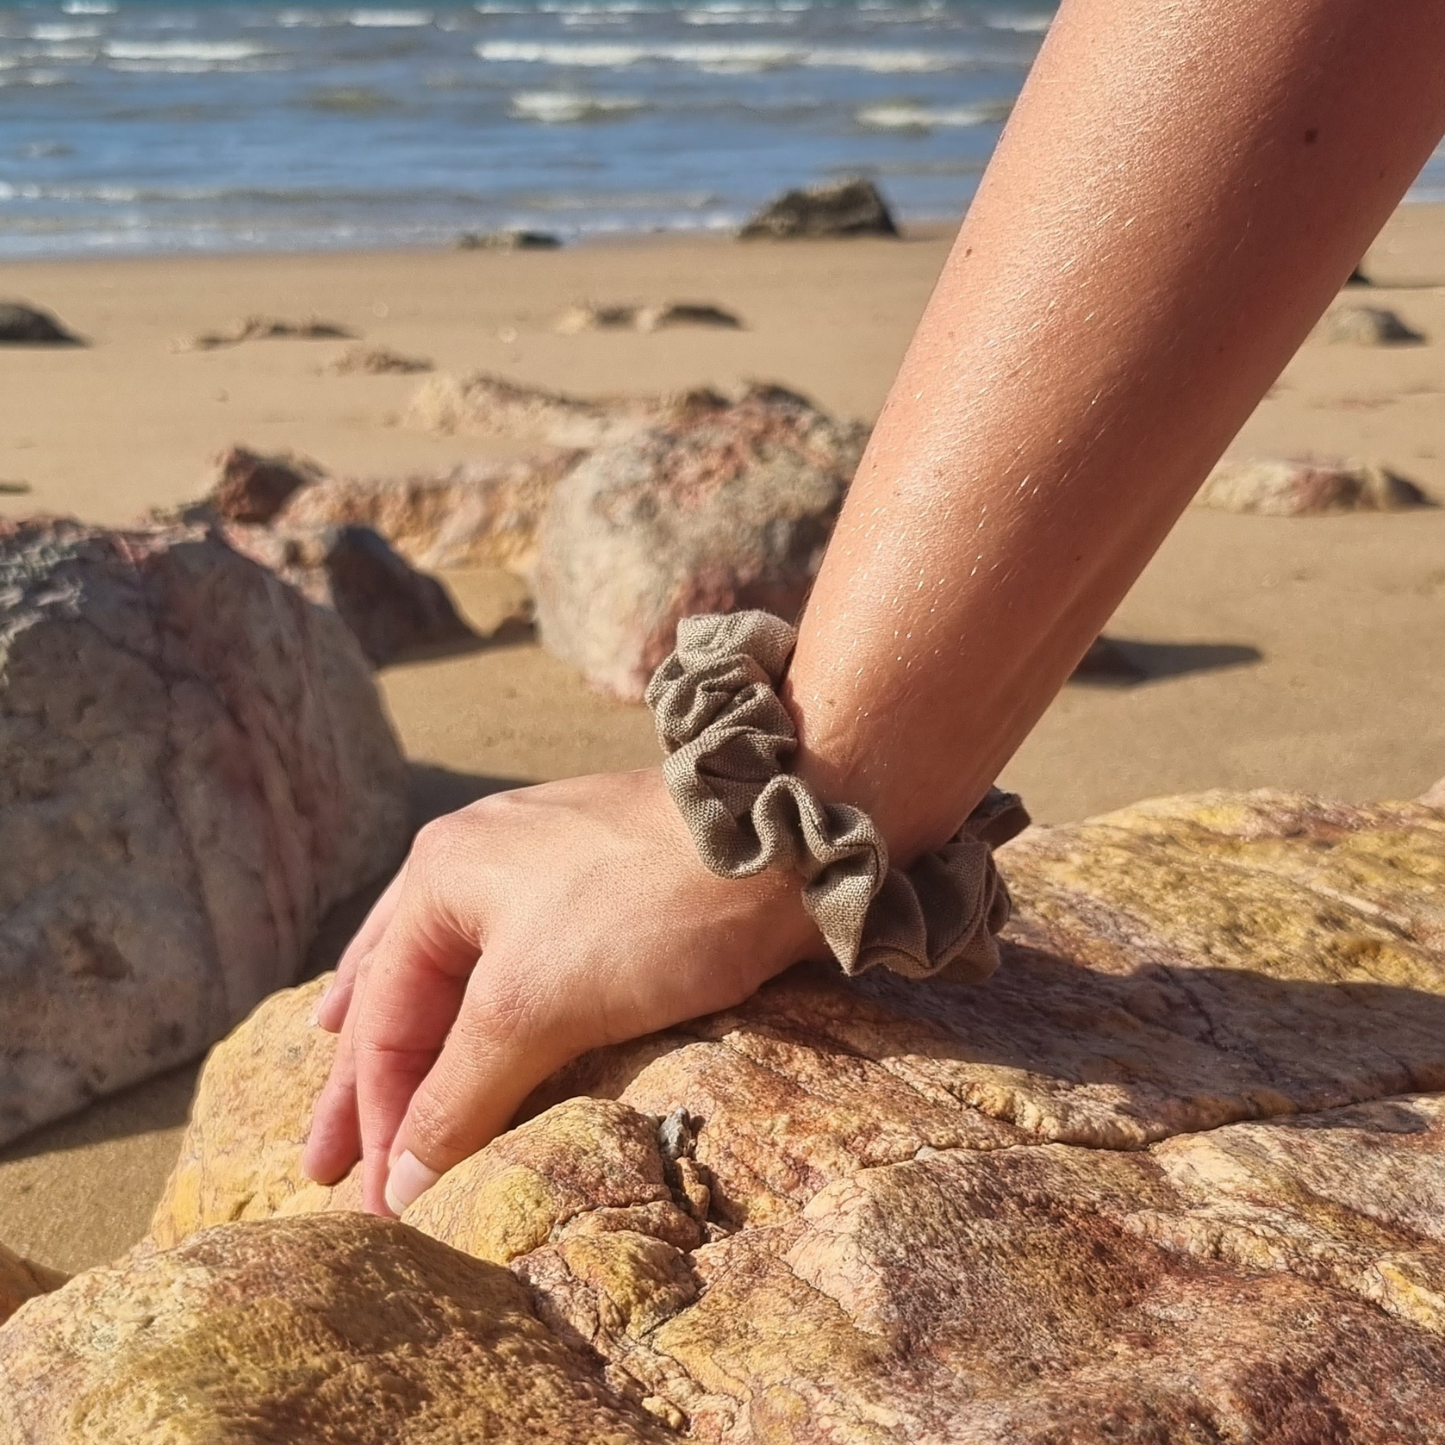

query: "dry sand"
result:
(3, 211), (1444, 1274)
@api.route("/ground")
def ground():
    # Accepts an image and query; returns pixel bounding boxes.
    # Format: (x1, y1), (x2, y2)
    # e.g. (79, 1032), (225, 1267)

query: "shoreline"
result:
(0, 219), (964, 273)
(7, 196), (1445, 270)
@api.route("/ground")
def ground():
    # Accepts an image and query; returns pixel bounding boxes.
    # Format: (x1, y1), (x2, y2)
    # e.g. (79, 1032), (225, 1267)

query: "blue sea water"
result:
(0, 0), (1054, 255)
(3, 0), (1443, 258)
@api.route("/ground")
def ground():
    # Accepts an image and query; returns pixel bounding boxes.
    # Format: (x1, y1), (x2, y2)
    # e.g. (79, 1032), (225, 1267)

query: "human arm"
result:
(787, 0), (1445, 855)
(304, 0), (1445, 1216)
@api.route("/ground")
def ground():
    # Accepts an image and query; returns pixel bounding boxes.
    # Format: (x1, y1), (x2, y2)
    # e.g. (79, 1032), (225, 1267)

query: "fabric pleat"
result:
(645, 611), (1029, 980)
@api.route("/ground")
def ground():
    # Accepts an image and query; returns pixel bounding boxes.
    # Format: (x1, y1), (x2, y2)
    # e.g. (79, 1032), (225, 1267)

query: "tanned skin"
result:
(302, 0), (1445, 1216)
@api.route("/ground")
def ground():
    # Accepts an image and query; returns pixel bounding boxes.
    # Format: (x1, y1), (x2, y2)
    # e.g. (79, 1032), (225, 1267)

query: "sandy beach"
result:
(3, 208), (1445, 1275)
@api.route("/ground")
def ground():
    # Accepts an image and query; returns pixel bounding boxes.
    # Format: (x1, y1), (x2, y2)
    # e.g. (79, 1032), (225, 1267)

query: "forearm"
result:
(786, 0), (1445, 859)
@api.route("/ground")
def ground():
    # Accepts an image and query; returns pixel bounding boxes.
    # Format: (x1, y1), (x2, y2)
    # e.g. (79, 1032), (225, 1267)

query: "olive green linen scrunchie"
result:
(644, 610), (1029, 981)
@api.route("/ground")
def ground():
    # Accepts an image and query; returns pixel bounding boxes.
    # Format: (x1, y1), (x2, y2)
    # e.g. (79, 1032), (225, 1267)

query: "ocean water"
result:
(0, 0), (1053, 256)
(4, 1), (1444, 259)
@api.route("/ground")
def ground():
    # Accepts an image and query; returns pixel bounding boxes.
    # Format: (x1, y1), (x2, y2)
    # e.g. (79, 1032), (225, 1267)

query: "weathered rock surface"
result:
(0, 1245), (65, 1327)
(277, 452), (583, 575)
(533, 383), (868, 698)
(205, 444), (324, 525)
(0, 302), (80, 346)
(1316, 303), (1425, 345)
(0, 518), (408, 1145)
(1196, 457), (1431, 514)
(226, 521), (474, 665)
(0, 1215), (677, 1444)
(122, 782), (1445, 1439)
(739, 177), (899, 240)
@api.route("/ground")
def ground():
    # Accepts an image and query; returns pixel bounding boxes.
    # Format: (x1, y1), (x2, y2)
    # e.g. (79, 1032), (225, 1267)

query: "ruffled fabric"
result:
(645, 610), (1028, 980)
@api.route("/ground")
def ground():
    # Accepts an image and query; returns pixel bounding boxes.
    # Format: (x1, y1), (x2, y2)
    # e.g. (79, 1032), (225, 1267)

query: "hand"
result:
(302, 768), (823, 1216)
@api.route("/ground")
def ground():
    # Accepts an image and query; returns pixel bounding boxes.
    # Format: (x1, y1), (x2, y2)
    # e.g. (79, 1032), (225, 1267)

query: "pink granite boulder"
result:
(0, 518), (409, 1145)
(531, 384), (867, 699)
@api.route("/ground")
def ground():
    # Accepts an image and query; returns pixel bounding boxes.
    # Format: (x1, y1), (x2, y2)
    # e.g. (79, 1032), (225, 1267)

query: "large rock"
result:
(0, 1246), (64, 1327)
(0, 519), (409, 1145)
(0, 1215), (677, 1443)
(1196, 457), (1431, 514)
(127, 783), (1445, 1439)
(532, 384), (868, 698)
(739, 178), (899, 240)
(277, 452), (583, 576)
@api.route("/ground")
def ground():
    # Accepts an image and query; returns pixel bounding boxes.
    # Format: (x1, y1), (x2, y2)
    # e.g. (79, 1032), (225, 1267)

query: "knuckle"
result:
(407, 817), (457, 871)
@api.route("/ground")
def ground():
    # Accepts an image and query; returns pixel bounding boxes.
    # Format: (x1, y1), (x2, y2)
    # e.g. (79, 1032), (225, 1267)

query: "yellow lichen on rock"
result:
(0, 1215), (674, 1445)
(404, 1097), (690, 1263)
(149, 975), (358, 1247)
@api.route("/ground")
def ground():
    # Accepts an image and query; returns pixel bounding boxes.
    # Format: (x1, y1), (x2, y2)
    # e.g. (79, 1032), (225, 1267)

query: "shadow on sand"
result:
(1072, 637), (1262, 688)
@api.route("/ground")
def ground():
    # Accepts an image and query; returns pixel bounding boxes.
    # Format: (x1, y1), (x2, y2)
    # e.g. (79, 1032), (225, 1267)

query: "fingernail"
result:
(384, 1151), (439, 1217)
(310, 986), (332, 1027)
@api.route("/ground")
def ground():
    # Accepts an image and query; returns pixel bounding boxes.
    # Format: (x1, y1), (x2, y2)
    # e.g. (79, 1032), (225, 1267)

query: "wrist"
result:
(644, 766), (828, 983)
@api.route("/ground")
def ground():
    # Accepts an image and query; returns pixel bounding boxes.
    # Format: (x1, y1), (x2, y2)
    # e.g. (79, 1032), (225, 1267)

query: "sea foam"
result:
(477, 38), (971, 72)
(347, 10), (434, 27)
(103, 39), (269, 61)
(510, 88), (646, 121)
(857, 99), (1013, 130)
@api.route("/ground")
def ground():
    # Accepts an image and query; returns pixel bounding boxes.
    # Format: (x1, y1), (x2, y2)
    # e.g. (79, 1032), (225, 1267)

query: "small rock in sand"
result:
(177, 315), (355, 352)
(0, 302), (81, 346)
(1316, 304), (1424, 346)
(206, 444), (325, 525)
(323, 344), (432, 376)
(1196, 457), (1431, 515)
(555, 302), (742, 335)
(1072, 636), (1146, 684)
(457, 228), (562, 251)
(740, 177), (899, 240)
